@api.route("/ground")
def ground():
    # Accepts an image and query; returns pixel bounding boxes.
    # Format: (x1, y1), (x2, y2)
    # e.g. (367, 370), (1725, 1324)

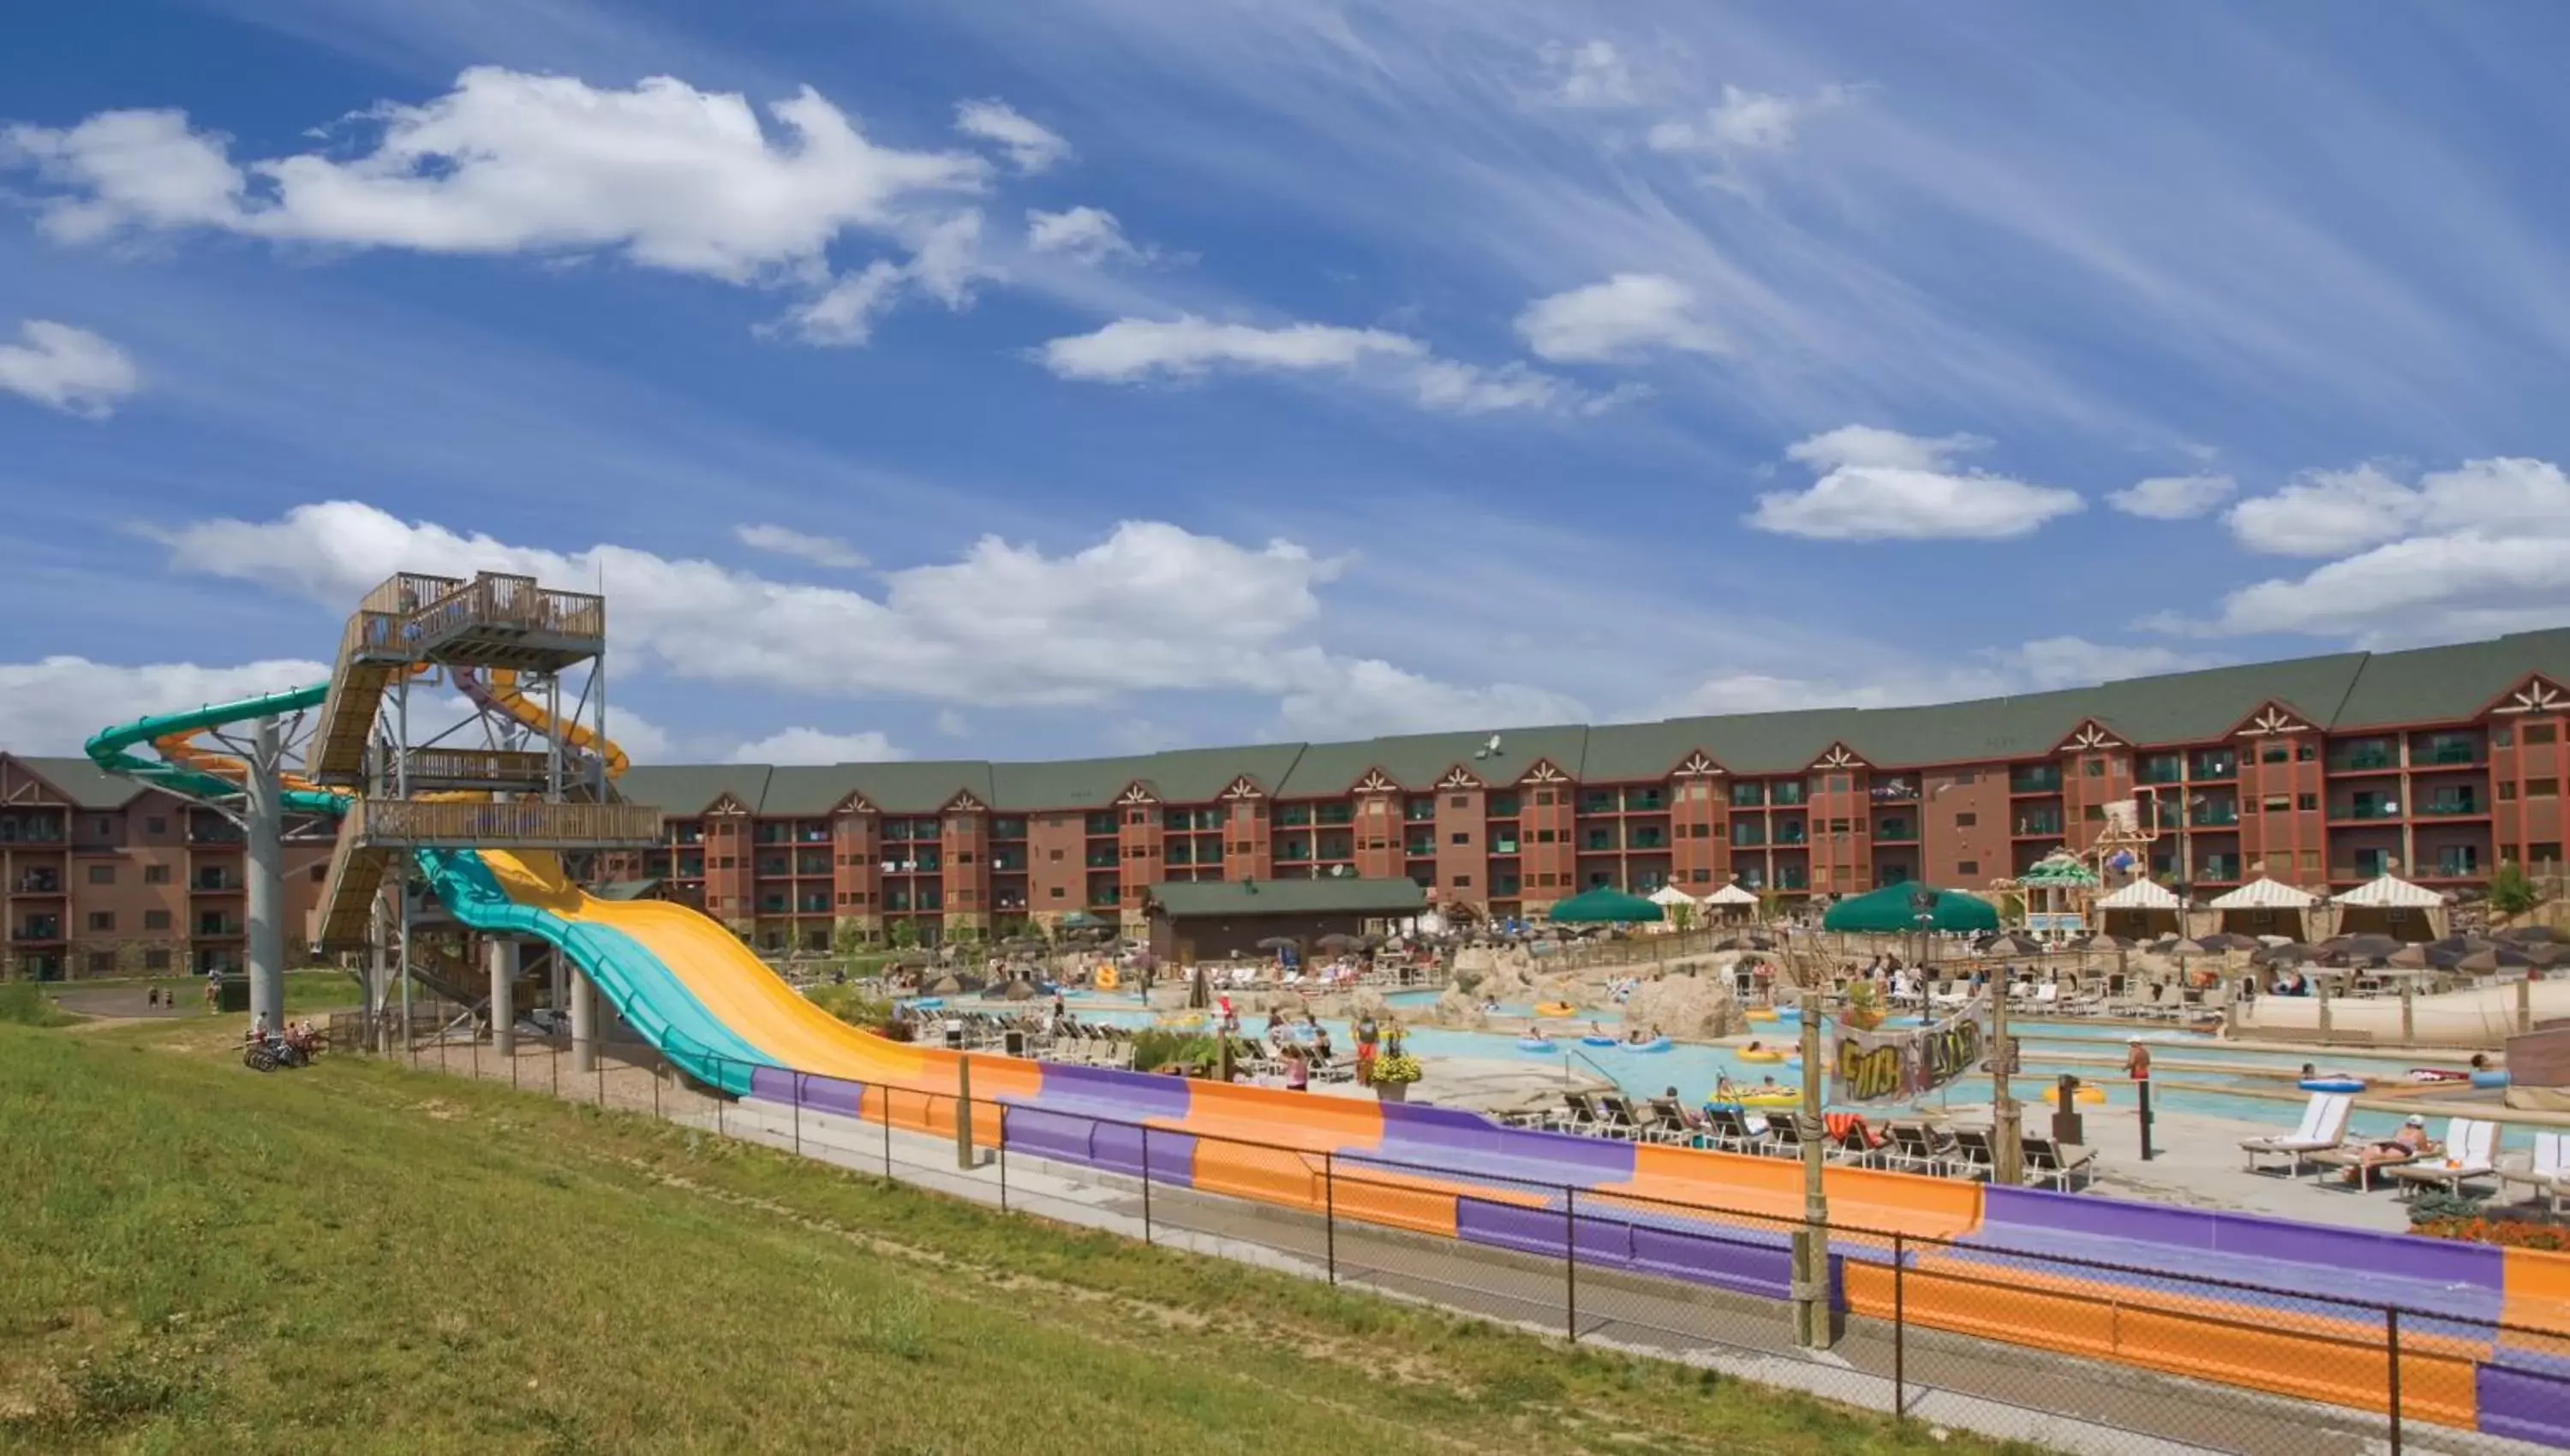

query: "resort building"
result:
(3, 626), (2567, 970)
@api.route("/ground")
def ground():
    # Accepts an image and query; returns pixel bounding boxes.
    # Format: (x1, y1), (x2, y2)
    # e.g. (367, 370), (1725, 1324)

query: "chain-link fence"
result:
(327, 1008), (2569, 1456)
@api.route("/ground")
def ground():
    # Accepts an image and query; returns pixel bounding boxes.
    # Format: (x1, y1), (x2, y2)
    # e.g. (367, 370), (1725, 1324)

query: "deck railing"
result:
(407, 572), (606, 649)
(345, 797), (661, 848)
(390, 747), (557, 787)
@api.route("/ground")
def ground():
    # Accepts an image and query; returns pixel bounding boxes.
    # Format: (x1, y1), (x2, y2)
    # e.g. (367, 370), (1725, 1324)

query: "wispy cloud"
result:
(735, 522), (870, 570)
(0, 319), (140, 418)
(1748, 426), (2083, 541)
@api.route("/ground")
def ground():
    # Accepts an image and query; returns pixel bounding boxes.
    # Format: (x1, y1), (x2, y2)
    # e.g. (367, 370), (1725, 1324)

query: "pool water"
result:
(1015, 995), (2500, 1145)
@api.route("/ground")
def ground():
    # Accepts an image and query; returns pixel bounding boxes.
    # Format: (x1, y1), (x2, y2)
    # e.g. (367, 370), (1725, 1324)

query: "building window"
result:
(1690, 868), (1712, 883)
(87, 864), (114, 885)
(87, 952), (113, 975)
(1048, 886), (1065, 898)
(146, 816), (167, 834)
(2532, 779), (2561, 798)
(1048, 848), (1064, 862)
(1535, 828), (1557, 843)
(2261, 743), (2289, 763)
(1451, 874), (1472, 888)
(1448, 794), (1468, 808)
(2501, 782), (2519, 801)
(2525, 724), (2560, 745)
(2297, 792), (2318, 810)
(144, 950), (170, 970)
(1449, 832), (1469, 844)
(2263, 796), (2291, 813)
(1533, 791), (1555, 806)
(1951, 772), (1976, 785)
(1957, 860), (1979, 875)
(144, 864), (170, 885)
(1953, 813), (1975, 828)
(2532, 843), (2562, 867)
(144, 910), (170, 930)
(2083, 758), (2106, 777)
(87, 912), (115, 932)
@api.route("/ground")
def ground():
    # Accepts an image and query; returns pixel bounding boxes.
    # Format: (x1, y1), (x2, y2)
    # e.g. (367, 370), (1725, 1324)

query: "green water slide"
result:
(84, 682), (348, 816)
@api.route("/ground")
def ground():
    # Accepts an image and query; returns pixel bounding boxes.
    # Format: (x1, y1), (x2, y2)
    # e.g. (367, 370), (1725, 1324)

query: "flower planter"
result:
(1374, 1082), (1409, 1102)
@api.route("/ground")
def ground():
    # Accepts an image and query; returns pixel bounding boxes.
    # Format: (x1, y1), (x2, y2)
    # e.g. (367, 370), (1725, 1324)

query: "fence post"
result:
(1324, 1152), (1336, 1285)
(716, 1066), (726, 1137)
(651, 1058), (660, 1119)
(550, 1039), (559, 1097)
(1141, 1126), (1154, 1246)
(472, 1027), (480, 1080)
(511, 1036), (520, 1089)
(2387, 1307), (2403, 1456)
(1565, 1185), (1579, 1343)
(793, 1071), (804, 1156)
(999, 1105), (1009, 1213)
(882, 1084), (893, 1179)
(595, 1054), (603, 1107)
(1893, 1232), (1907, 1419)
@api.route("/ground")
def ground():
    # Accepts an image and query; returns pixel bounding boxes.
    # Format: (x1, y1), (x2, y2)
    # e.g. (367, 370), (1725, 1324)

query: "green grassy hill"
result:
(0, 1018), (2005, 1455)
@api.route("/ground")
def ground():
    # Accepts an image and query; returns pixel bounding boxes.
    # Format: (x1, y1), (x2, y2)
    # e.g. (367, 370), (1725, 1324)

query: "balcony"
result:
(1088, 849), (1125, 868)
(2009, 768), (2063, 795)
(1578, 794), (1618, 816)
(2014, 815), (2065, 837)
(1582, 833), (1617, 853)
(756, 857), (791, 877)
(1087, 814), (1121, 835)
(797, 896), (831, 914)
(1730, 829), (1767, 848)
(2420, 738), (2482, 767)
(2333, 801), (2401, 822)
(2137, 757), (2184, 785)
(193, 872), (242, 892)
(14, 872), (61, 893)
(758, 897), (789, 915)
(1491, 836), (1520, 854)
(2196, 860), (2243, 883)
(1628, 830), (1668, 850)
(1774, 826), (1808, 846)
(797, 854), (830, 875)
(2190, 808), (2241, 828)
(12, 922), (64, 942)
(989, 853), (1026, 873)
(2329, 747), (2396, 773)
(1869, 779), (1919, 803)
(2192, 755), (2239, 779)
(1730, 787), (1766, 808)
(1625, 790), (1666, 811)
(196, 918), (244, 938)
(1771, 785), (1807, 807)
(2419, 795), (2485, 817)
(1874, 820), (1916, 843)
(1486, 797), (1521, 819)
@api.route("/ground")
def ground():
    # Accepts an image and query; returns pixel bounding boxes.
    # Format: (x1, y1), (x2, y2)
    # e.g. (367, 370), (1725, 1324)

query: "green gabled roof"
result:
(620, 764), (772, 815)
(1146, 877), (1427, 917)
(835, 761), (995, 815)
(1274, 724), (1590, 797)
(2334, 628), (2570, 729)
(988, 743), (1307, 810)
(15, 755), (152, 809)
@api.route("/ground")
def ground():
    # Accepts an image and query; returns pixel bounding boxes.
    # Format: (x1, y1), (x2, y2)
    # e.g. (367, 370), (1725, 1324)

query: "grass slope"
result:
(0, 1023), (2015, 1455)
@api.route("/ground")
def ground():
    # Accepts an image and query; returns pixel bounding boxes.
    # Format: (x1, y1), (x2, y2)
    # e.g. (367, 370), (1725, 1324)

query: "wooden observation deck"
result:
(309, 797), (663, 952)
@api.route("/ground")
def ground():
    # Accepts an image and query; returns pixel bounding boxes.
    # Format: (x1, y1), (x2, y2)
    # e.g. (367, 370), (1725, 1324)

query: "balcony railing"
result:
(1491, 838), (1520, 854)
(343, 797), (663, 849)
(2329, 749), (2396, 773)
(2418, 797), (2483, 817)
(15, 874), (61, 892)
(1874, 821), (1917, 843)
(1731, 831), (1767, 848)
(2192, 757), (2238, 779)
(2334, 803), (2400, 821)
(2190, 809), (2240, 827)
(193, 874), (242, 891)
(12, 924), (64, 941)
(1869, 780), (1919, 802)
(2137, 759), (2184, 785)
(2015, 817), (2065, 837)
(2421, 741), (2481, 766)
(1629, 832), (1668, 850)
(1774, 826), (1808, 845)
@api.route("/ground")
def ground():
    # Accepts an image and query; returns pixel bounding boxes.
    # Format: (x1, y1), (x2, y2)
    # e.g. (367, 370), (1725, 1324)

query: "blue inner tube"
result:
(1580, 1035), (1620, 1047)
(1628, 1037), (1673, 1053)
(1517, 1037), (1558, 1053)
(2471, 1069), (2512, 1089)
(2298, 1077), (2366, 1093)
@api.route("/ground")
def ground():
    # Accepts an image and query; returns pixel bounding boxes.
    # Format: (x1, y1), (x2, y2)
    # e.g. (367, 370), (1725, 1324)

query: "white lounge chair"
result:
(2501, 1131), (2569, 1214)
(2388, 1119), (2501, 1199)
(2240, 1093), (2352, 1176)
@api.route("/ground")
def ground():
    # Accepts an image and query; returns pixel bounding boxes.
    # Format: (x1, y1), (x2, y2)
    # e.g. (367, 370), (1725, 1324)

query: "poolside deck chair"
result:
(1641, 1097), (1699, 1146)
(2309, 1116), (2461, 1192)
(1551, 1091), (1603, 1135)
(1885, 1120), (1957, 1176)
(1702, 1106), (1766, 1155)
(2501, 1132), (2569, 1214)
(1593, 1095), (1646, 1140)
(2389, 1119), (2502, 1200)
(1766, 1112), (1813, 1160)
(2240, 1092), (2353, 1176)
(2022, 1134), (2096, 1191)
(1949, 1125), (1999, 1180)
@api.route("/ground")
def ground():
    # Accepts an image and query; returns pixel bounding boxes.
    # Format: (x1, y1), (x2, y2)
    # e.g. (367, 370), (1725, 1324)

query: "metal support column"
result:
(569, 963), (597, 1073)
(244, 715), (286, 1030)
(488, 939), (518, 1058)
(1792, 987), (1833, 1349)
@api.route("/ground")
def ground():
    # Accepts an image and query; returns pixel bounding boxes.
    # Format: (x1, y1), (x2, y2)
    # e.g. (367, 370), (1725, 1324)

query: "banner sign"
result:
(1830, 998), (1986, 1104)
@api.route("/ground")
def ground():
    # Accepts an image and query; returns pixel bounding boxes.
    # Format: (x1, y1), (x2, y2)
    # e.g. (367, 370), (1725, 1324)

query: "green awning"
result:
(2017, 852), (2100, 887)
(1821, 883), (1999, 934)
(1543, 887), (1665, 924)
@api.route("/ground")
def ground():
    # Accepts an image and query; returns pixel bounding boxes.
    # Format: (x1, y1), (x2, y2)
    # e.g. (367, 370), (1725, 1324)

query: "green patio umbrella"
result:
(1820, 883), (2000, 934)
(1543, 886), (1665, 924)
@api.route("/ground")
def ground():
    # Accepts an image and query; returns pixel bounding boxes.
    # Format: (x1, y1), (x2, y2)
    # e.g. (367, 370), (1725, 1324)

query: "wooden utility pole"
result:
(1792, 988), (1832, 1348)
(1990, 972), (2021, 1184)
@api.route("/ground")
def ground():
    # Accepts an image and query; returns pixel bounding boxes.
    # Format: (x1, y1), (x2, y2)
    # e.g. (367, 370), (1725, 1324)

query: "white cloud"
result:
(0, 656), (329, 754)
(1035, 314), (1588, 415)
(778, 260), (906, 346)
(954, 98), (1069, 174)
(5, 71), (986, 277)
(2222, 462), (2432, 557)
(1540, 40), (1636, 108)
(1026, 206), (1145, 265)
(1515, 273), (1722, 363)
(146, 502), (1570, 737)
(601, 707), (676, 764)
(734, 522), (869, 570)
(0, 319), (140, 419)
(1648, 83), (1853, 158)
(1747, 426), (2084, 541)
(933, 708), (971, 738)
(2178, 456), (2570, 642)
(725, 726), (908, 765)
(2107, 472), (2236, 521)
(1657, 636), (2223, 718)
(1272, 653), (1587, 739)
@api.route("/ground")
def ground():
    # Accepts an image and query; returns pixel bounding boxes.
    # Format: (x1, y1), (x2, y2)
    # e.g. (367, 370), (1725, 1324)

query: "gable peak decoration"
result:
(941, 789), (986, 814)
(1353, 767), (1400, 795)
(1436, 765), (1484, 791)
(706, 792), (751, 816)
(1220, 776), (1266, 800)
(2235, 703), (2311, 738)
(1813, 743), (1866, 771)
(1672, 750), (1723, 778)
(2065, 720), (2124, 752)
(2495, 676), (2569, 716)
(1520, 760), (1568, 786)
(1116, 781), (1159, 807)
(829, 790), (877, 816)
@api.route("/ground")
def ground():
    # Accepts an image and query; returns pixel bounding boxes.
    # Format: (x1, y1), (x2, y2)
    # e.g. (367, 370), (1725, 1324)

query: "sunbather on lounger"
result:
(2340, 1116), (2436, 1184)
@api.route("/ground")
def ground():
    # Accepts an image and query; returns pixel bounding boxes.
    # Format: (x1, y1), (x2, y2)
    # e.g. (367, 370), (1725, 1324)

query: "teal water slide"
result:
(85, 683), (766, 1092)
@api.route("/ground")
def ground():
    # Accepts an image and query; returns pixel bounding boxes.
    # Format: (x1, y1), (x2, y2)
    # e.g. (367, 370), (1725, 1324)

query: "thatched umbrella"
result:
(2457, 944), (2534, 975)
(1981, 931), (2046, 957)
(2250, 941), (2316, 967)
(1314, 933), (1366, 953)
(2341, 933), (2406, 963)
(929, 975), (963, 995)
(2387, 943), (2433, 970)
(2498, 925), (2560, 945)
(1255, 936), (1299, 952)
(1001, 979), (1037, 1001)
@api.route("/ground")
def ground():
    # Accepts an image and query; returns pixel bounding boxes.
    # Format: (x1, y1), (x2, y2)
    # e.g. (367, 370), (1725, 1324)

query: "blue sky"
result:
(4, 0), (2569, 766)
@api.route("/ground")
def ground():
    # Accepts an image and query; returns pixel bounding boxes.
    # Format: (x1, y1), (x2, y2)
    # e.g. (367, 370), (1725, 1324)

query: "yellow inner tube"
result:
(1093, 966), (1120, 991)
(1718, 1089), (1800, 1107)
(1744, 1009), (1780, 1023)
(1737, 1048), (1787, 1063)
(1533, 1002), (1578, 1017)
(2050, 1085), (2108, 1105)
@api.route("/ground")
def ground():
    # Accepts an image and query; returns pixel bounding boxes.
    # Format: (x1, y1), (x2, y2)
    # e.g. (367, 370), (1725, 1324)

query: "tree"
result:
(2490, 858), (2542, 917)
(1670, 903), (1696, 934)
(888, 917), (919, 951)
